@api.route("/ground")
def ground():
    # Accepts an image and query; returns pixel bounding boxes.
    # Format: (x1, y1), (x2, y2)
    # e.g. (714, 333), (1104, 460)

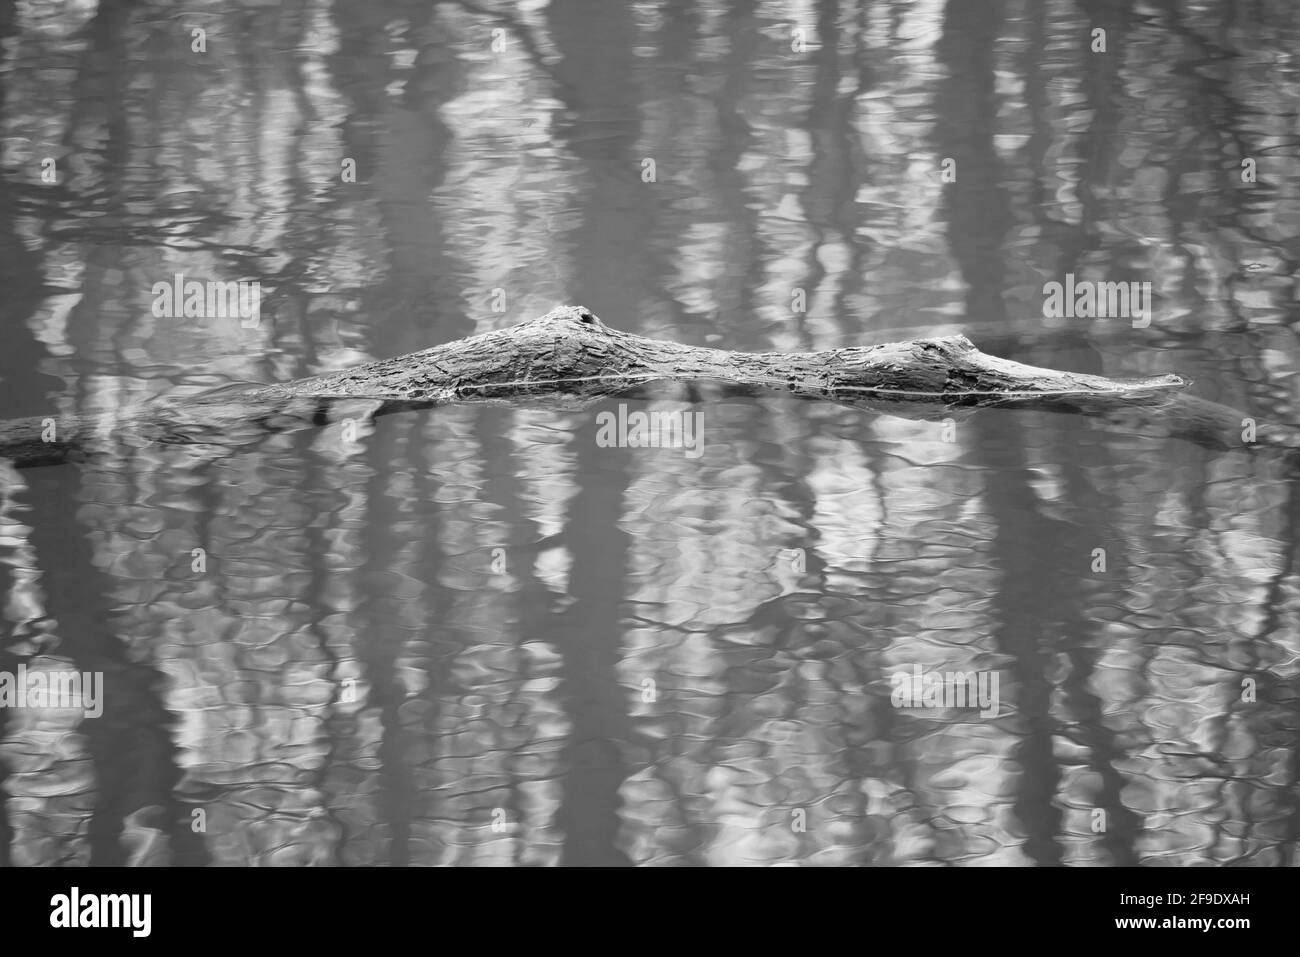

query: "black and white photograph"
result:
(0, 0), (1293, 928)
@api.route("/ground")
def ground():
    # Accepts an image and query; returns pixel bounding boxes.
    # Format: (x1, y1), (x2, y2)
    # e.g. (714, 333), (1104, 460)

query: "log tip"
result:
(1111, 371), (1187, 392)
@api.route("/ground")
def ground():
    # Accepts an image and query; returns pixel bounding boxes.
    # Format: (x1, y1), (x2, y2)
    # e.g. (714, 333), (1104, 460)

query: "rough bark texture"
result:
(0, 304), (1288, 469)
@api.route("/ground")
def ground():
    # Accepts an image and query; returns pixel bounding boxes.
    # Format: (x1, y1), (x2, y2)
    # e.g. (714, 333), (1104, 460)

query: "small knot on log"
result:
(918, 334), (977, 356)
(543, 304), (603, 329)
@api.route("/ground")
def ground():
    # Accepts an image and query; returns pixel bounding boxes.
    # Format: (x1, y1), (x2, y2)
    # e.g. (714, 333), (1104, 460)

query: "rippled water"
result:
(1, 0), (1299, 866)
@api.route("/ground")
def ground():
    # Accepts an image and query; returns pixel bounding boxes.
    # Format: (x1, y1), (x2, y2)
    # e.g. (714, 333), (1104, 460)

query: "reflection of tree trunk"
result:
(546, 0), (647, 867)
(937, 0), (1065, 866)
(710, 0), (760, 344)
(1258, 479), (1300, 863)
(1047, 0), (1144, 866)
(543, 428), (634, 867)
(801, 0), (864, 345)
(0, 0), (39, 864)
(0, 0), (194, 868)
(938, 0), (1142, 866)
(356, 414), (420, 866)
(1055, 0), (1131, 366)
(329, 0), (463, 867)
(0, 253), (193, 868)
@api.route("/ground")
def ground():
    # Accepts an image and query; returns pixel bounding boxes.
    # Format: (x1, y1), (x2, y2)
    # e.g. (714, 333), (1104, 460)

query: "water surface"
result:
(1, 0), (1299, 866)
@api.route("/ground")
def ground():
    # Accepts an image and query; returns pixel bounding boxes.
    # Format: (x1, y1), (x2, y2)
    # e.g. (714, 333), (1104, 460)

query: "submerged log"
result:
(0, 304), (1289, 469)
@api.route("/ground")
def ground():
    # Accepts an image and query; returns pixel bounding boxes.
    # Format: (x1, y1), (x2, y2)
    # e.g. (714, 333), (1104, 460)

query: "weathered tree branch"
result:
(0, 305), (1291, 469)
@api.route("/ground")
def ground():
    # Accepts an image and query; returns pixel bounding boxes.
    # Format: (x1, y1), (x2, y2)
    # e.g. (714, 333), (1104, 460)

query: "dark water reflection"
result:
(1, 0), (1299, 865)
